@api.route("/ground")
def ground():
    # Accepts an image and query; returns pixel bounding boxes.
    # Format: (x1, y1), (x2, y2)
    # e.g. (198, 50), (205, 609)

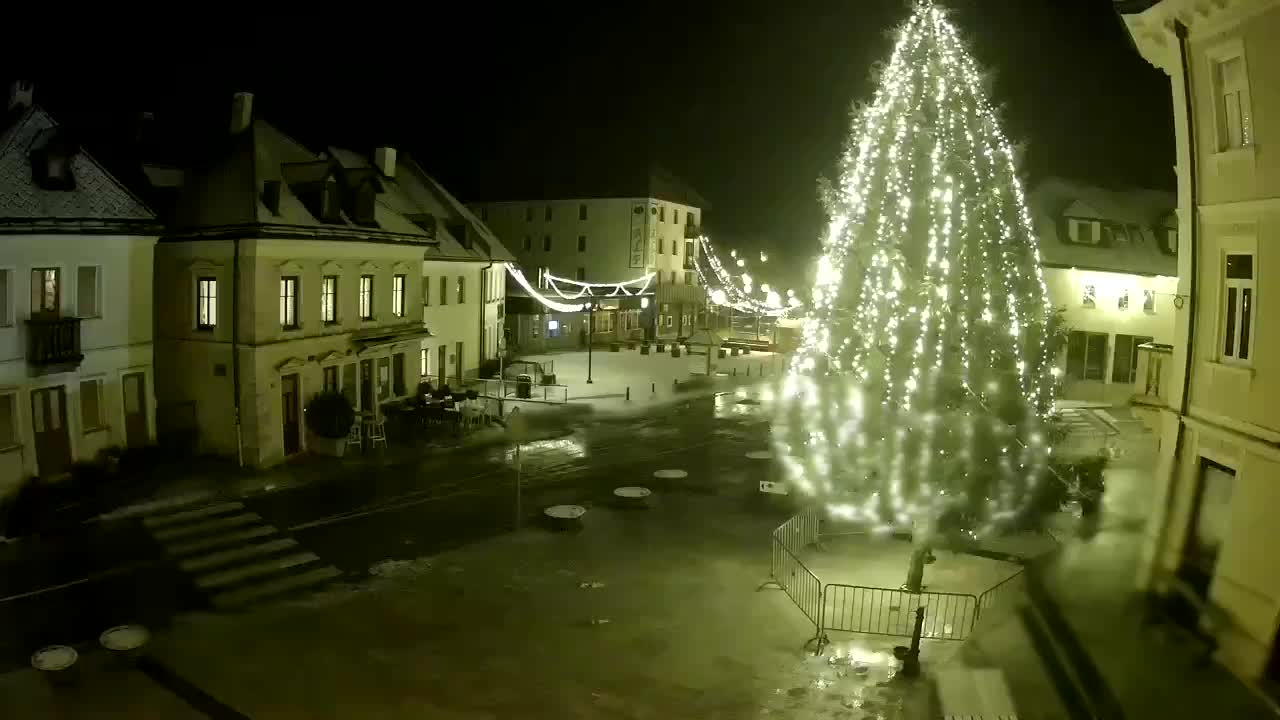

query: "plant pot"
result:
(309, 434), (347, 457)
(656, 343), (666, 352)
(717, 348), (727, 359)
(671, 346), (681, 358)
(640, 344), (650, 355)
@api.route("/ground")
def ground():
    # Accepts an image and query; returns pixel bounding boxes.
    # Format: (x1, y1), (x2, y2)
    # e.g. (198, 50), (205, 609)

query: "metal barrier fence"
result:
(763, 509), (1029, 653)
(822, 584), (979, 641)
(477, 378), (570, 404)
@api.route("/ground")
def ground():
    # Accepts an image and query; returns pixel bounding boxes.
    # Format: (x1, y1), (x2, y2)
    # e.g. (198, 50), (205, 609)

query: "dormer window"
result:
(30, 129), (78, 191)
(1065, 218), (1102, 246)
(319, 180), (342, 223)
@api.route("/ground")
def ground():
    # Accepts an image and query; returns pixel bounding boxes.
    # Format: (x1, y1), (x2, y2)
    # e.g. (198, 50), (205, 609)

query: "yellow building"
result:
(1119, 0), (1280, 687)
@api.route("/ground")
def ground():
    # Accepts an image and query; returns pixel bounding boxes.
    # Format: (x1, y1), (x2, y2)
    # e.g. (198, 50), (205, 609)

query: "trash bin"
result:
(516, 374), (533, 399)
(671, 345), (681, 358)
(640, 344), (650, 355)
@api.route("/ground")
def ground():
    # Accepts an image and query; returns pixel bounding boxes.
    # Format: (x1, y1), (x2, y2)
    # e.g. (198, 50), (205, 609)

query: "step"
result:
(165, 526), (278, 557)
(144, 502), (246, 529)
(195, 551), (321, 589)
(179, 537), (299, 573)
(211, 565), (343, 609)
(151, 513), (262, 542)
(100, 490), (216, 522)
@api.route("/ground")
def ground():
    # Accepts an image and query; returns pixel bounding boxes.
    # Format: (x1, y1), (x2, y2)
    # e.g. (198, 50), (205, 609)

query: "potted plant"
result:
(305, 391), (355, 457)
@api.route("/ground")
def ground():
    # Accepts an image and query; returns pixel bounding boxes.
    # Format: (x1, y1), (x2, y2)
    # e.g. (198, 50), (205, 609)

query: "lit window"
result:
(279, 276), (298, 328)
(197, 277), (217, 329)
(1222, 253), (1255, 363)
(1143, 289), (1156, 314)
(1082, 284), (1096, 308)
(32, 268), (59, 314)
(1117, 289), (1129, 311)
(392, 274), (406, 317)
(360, 275), (374, 320)
(321, 275), (338, 323)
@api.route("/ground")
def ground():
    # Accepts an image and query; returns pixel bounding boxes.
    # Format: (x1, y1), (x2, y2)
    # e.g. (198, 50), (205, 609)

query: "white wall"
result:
(0, 233), (156, 491)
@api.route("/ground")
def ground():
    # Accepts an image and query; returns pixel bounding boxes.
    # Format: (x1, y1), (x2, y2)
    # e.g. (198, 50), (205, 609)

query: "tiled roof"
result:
(1029, 177), (1176, 277)
(0, 107), (155, 222)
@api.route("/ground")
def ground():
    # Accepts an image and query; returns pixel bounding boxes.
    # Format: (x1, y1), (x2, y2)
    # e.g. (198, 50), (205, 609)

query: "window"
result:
(544, 205), (553, 221)
(670, 271), (678, 284)
(0, 269), (12, 326)
(480, 206), (489, 221)
(1214, 55), (1252, 150)
(392, 274), (406, 317)
(342, 363), (357, 407)
(77, 266), (100, 318)
(543, 235), (551, 252)
(658, 240), (664, 254)
(1112, 334), (1153, 384)
(393, 353), (406, 396)
(1222, 253), (1255, 363)
(80, 379), (104, 431)
(323, 365), (338, 393)
(684, 272), (694, 285)
(31, 267), (59, 314)
(685, 240), (694, 259)
(659, 206), (665, 222)
(321, 275), (338, 323)
(197, 277), (217, 329)
(420, 348), (429, 377)
(1117, 289), (1129, 311)
(1065, 330), (1108, 381)
(457, 276), (466, 304)
(377, 357), (390, 400)
(671, 240), (678, 255)
(1143, 289), (1156, 314)
(576, 267), (586, 281)
(0, 392), (15, 448)
(279, 276), (299, 328)
(1160, 228), (1178, 256)
(577, 235), (587, 252)
(673, 209), (680, 225)
(688, 213), (697, 226)
(523, 236), (532, 251)
(439, 275), (448, 305)
(578, 204), (588, 221)
(1081, 284), (1096, 308)
(525, 206), (533, 222)
(547, 319), (560, 338)
(360, 275), (374, 320)
(1066, 219), (1100, 246)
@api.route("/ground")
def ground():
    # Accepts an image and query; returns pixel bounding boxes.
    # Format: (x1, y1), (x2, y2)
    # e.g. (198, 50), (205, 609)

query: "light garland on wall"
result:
(772, 1), (1058, 542)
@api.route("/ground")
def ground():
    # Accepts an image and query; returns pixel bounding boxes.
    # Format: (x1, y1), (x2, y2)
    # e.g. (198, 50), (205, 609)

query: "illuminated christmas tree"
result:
(773, 1), (1061, 589)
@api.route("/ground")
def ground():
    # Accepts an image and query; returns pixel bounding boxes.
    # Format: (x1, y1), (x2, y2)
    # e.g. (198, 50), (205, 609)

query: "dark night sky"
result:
(24, 0), (1171, 284)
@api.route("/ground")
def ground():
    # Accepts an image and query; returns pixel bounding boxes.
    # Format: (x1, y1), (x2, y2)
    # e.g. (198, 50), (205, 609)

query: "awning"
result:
(353, 325), (433, 354)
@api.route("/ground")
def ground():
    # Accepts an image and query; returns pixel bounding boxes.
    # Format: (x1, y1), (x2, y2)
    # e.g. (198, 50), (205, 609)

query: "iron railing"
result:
(26, 316), (82, 366)
(976, 567), (1027, 617)
(822, 584), (978, 641)
(762, 507), (826, 650)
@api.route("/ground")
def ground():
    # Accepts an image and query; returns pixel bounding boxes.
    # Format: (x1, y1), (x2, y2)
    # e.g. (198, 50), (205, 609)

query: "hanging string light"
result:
(694, 235), (801, 317)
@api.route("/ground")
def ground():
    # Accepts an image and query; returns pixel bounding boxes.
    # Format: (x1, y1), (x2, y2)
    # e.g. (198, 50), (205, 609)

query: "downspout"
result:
(1152, 19), (1198, 584)
(232, 236), (243, 468)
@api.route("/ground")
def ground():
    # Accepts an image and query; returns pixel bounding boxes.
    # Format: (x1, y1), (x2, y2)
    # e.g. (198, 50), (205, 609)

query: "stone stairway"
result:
(141, 498), (342, 609)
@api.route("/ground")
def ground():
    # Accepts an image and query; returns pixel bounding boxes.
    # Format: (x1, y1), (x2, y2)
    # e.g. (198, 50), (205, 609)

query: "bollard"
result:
(626, 386), (631, 401)
(747, 365), (751, 377)
(673, 378), (678, 391)
(732, 367), (737, 377)
(901, 606), (925, 677)
(651, 382), (656, 395)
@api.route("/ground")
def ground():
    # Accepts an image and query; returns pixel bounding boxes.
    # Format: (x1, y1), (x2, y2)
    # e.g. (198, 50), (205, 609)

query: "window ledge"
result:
(1202, 360), (1255, 378)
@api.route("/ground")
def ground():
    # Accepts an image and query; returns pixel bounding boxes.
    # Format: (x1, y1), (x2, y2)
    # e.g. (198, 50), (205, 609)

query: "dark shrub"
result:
(305, 391), (355, 439)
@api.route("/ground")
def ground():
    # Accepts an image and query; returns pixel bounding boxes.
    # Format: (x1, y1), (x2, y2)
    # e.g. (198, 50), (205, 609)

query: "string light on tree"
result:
(694, 235), (802, 317)
(772, 1), (1063, 585)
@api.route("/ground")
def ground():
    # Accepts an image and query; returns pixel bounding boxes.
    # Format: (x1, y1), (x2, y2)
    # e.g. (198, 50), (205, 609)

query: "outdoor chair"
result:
(365, 417), (388, 449)
(346, 420), (362, 450)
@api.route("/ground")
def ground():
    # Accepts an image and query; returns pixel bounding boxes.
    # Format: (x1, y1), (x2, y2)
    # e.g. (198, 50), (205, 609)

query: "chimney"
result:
(374, 147), (396, 178)
(229, 92), (253, 134)
(7, 81), (33, 113)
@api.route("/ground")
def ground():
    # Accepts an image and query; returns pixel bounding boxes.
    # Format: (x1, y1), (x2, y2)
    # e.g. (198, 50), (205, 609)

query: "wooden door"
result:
(122, 372), (148, 448)
(281, 374), (300, 456)
(31, 386), (71, 477)
(454, 341), (463, 386)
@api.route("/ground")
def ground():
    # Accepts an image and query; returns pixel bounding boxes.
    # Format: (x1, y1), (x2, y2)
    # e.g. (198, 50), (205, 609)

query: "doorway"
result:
(1179, 458), (1234, 601)
(281, 374), (300, 456)
(437, 345), (447, 388)
(359, 359), (374, 412)
(454, 341), (464, 386)
(122, 372), (148, 448)
(31, 386), (71, 477)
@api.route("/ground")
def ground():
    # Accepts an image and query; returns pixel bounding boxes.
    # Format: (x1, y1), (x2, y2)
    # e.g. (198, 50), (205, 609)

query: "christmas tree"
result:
(774, 1), (1060, 588)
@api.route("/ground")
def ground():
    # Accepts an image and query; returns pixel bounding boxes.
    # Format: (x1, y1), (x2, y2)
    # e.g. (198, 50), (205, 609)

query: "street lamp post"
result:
(586, 302), (594, 384)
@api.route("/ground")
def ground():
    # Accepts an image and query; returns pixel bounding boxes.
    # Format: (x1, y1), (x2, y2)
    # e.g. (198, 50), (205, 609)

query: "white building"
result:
(471, 167), (707, 352)
(1119, 0), (1280, 688)
(1029, 178), (1179, 403)
(152, 93), (510, 468)
(0, 83), (159, 494)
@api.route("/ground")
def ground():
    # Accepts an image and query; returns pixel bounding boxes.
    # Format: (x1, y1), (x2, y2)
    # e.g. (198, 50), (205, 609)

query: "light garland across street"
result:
(694, 235), (800, 317)
(506, 266), (656, 313)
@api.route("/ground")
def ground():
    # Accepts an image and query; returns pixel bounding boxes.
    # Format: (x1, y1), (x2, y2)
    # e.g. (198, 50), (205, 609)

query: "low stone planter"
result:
(731, 348), (740, 356)
(610, 342), (621, 352)
(671, 346), (681, 358)
(612, 486), (652, 509)
(656, 342), (667, 352)
(100, 625), (149, 669)
(543, 504), (586, 531)
(32, 645), (78, 687)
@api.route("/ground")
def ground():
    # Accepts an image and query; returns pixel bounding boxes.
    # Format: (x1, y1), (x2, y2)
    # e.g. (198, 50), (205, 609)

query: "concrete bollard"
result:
(651, 382), (656, 395)
(747, 365), (751, 377)
(732, 367), (737, 377)
(626, 386), (631, 401)
(672, 378), (678, 391)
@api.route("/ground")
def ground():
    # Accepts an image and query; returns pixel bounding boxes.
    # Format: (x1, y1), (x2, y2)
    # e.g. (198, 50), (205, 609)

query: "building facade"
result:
(0, 85), (159, 496)
(1029, 178), (1179, 403)
(1120, 0), (1280, 687)
(153, 94), (509, 468)
(472, 169), (707, 353)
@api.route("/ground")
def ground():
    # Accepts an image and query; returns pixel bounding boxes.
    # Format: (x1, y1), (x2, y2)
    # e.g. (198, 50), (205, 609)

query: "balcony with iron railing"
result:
(683, 224), (701, 239)
(26, 315), (83, 368)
